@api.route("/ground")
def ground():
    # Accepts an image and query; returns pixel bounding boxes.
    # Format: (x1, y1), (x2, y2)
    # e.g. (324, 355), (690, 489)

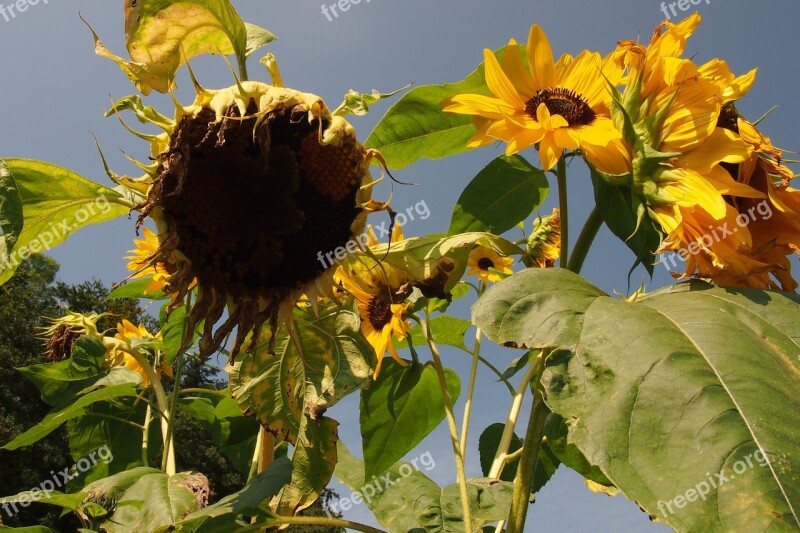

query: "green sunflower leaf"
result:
(473, 268), (800, 532)
(365, 46), (521, 169)
(229, 303), (372, 444)
(2, 383), (140, 451)
(360, 360), (461, 480)
(94, 0), (275, 95)
(0, 159), (131, 287)
(171, 458), (292, 531)
(448, 155), (549, 236)
(96, 471), (206, 532)
(592, 171), (662, 277)
(335, 442), (513, 532)
(274, 416), (339, 516)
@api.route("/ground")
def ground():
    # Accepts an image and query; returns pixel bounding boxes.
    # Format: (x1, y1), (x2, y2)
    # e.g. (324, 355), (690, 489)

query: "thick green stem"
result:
(268, 516), (387, 533)
(506, 385), (550, 533)
(247, 426), (264, 484)
(421, 317), (474, 533)
(113, 341), (173, 473)
(161, 352), (185, 473)
(142, 402), (153, 466)
(556, 157), (569, 268)
(487, 356), (542, 479)
(567, 206), (603, 274)
(179, 388), (227, 397)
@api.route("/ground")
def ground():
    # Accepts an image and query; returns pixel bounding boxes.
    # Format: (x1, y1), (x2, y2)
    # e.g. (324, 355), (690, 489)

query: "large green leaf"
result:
(448, 155), (549, 236)
(0, 159), (130, 286)
(473, 268), (800, 531)
(229, 304), (371, 444)
(273, 416), (339, 516)
(16, 337), (109, 407)
(82, 467), (162, 509)
(66, 397), (161, 490)
(168, 458), (292, 532)
(360, 360), (461, 479)
(99, 471), (205, 532)
(98, 0), (275, 94)
(335, 443), (512, 532)
(364, 47), (521, 169)
(2, 383), (139, 451)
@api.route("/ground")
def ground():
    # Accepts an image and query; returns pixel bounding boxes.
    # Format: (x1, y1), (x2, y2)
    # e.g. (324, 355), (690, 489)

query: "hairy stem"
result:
(567, 206), (603, 275)
(421, 316), (474, 533)
(460, 281), (485, 458)
(506, 384), (550, 533)
(487, 355), (542, 479)
(268, 516), (387, 533)
(556, 157), (569, 268)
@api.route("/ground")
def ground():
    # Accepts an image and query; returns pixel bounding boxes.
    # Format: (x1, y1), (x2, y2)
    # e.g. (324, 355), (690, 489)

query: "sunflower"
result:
(467, 246), (514, 284)
(606, 15), (787, 286)
(336, 222), (413, 378)
(443, 24), (627, 172)
(712, 110), (800, 290)
(337, 260), (412, 379)
(109, 319), (170, 386)
(120, 81), (380, 360)
(125, 227), (188, 296)
(41, 312), (103, 362)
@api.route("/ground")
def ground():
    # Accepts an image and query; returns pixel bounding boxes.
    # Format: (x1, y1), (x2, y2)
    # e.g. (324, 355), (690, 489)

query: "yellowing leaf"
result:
(95, 0), (275, 94)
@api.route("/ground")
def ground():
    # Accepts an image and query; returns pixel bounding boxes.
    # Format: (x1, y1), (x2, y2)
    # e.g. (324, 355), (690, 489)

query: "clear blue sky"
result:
(1, 0), (798, 531)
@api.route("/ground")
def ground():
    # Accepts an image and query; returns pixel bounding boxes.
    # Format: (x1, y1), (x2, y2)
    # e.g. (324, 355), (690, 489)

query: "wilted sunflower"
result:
(443, 24), (627, 172)
(607, 15), (788, 286)
(467, 246), (514, 284)
(713, 108), (800, 290)
(124, 81), (379, 360)
(41, 312), (103, 362)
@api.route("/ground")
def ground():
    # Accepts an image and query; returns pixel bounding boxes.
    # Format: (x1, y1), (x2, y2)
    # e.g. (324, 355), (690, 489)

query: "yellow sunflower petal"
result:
(527, 24), (556, 91)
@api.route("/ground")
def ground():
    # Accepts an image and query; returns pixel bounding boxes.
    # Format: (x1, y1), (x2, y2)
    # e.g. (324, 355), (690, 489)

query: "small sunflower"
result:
(108, 319), (170, 386)
(443, 24), (626, 172)
(120, 81), (381, 360)
(125, 227), (189, 296)
(337, 260), (412, 379)
(467, 247), (514, 284)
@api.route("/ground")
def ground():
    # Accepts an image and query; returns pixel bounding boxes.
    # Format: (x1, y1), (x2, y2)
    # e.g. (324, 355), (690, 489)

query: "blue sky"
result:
(1, 0), (798, 531)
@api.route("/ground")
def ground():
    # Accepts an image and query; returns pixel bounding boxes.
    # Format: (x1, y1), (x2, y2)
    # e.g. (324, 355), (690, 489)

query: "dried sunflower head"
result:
(130, 81), (378, 359)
